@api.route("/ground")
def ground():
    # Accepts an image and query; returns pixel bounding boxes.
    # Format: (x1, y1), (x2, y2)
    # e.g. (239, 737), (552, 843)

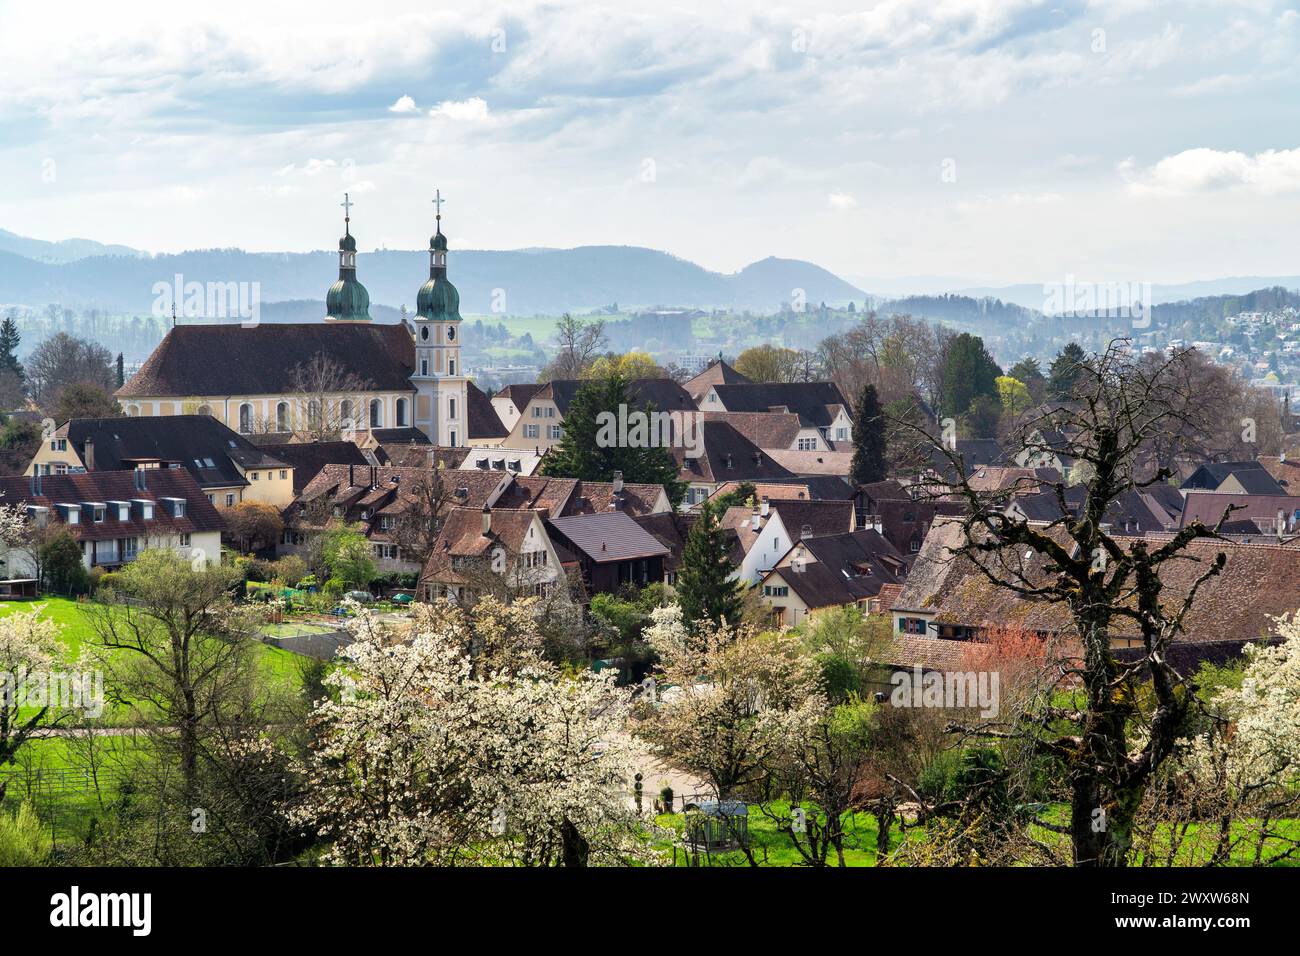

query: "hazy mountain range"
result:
(0, 231), (864, 315)
(3, 229), (1296, 318)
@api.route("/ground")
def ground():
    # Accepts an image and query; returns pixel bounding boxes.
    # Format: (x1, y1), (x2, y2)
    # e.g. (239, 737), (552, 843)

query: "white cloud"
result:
(1123, 147), (1300, 196)
(428, 97), (490, 122)
(388, 95), (418, 113)
(827, 192), (857, 209)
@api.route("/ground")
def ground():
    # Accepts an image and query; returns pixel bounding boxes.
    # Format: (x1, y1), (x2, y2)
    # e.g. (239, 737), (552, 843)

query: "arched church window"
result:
(370, 399), (382, 429)
(276, 402), (289, 432)
(239, 403), (252, 434)
(447, 326), (456, 341)
(340, 399), (353, 431)
(196, 404), (211, 417)
(308, 400), (321, 429)
(420, 326), (429, 341)
(395, 398), (408, 427)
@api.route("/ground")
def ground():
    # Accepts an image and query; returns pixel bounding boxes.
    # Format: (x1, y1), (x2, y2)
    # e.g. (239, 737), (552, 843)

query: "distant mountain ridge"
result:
(0, 228), (144, 264)
(0, 239), (864, 315)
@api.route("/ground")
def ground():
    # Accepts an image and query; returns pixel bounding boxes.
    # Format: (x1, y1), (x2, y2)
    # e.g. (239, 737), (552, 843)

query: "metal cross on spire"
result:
(432, 189), (445, 226)
(341, 192), (353, 232)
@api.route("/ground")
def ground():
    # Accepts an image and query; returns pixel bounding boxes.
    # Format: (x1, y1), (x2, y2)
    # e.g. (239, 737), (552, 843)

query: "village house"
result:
(28, 415), (295, 512)
(0, 470), (224, 579)
(890, 515), (1300, 665)
(695, 381), (853, 447)
(545, 511), (671, 595)
(719, 498), (856, 583)
(420, 506), (568, 604)
(500, 378), (697, 453)
(757, 528), (908, 626)
(280, 465), (512, 575)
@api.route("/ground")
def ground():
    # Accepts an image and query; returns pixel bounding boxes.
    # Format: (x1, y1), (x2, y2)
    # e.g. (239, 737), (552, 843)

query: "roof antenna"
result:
(172, 301), (177, 328)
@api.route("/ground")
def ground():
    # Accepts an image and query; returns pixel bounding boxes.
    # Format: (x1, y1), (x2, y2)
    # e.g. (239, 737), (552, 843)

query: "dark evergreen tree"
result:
(938, 333), (1001, 419)
(849, 383), (888, 484)
(115, 352), (125, 389)
(1048, 342), (1088, 399)
(676, 501), (741, 628)
(540, 373), (687, 508)
(0, 315), (24, 385)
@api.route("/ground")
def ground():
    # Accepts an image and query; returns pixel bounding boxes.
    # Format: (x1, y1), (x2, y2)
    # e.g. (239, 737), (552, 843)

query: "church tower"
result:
(412, 190), (467, 445)
(325, 192), (372, 322)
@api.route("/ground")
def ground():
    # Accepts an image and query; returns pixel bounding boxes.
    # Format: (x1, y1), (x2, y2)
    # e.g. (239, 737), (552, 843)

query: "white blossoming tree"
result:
(640, 604), (819, 803)
(293, 596), (664, 866)
(0, 604), (64, 793)
(1136, 613), (1300, 866)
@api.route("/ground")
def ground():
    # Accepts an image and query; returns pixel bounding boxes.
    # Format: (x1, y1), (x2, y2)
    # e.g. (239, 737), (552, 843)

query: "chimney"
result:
(83, 438), (95, 471)
(760, 497), (770, 517)
(370, 465), (379, 488)
(1282, 452), (1289, 464)
(751, 509), (761, 531)
(348, 464), (355, 487)
(482, 505), (492, 536)
(612, 470), (624, 493)
(1279, 509), (1286, 538)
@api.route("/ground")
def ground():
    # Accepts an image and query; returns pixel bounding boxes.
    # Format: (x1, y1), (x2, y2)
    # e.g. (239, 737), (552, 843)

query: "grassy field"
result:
(0, 597), (304, 723)
(654, 801), (902, 867)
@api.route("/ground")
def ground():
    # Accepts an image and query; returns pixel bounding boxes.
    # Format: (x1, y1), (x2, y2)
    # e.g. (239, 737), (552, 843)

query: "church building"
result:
(114, 193), (505, 449)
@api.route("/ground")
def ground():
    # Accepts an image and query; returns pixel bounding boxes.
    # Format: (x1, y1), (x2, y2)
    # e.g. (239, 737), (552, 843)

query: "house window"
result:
(836, 427), (848, 441)
(280, 470), (287, 480)
(524, 424), (539, 439)
(93, 506), (105, 523)
(225, 493), (235, 507)
(798, 438), (817, 451)
(549, 425), (562, 439)
(251, 472), (259, 481)
(180, 533), (191, 548)
(238, 403), (252, 434)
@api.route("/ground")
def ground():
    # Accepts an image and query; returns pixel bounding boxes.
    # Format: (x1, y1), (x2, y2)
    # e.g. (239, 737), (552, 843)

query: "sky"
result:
(1, 0), (1299, 287)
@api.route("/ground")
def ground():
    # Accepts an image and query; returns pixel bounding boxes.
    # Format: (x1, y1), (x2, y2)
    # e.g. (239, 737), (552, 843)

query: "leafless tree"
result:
(286, 351), (373, 442)
(544, 313), (607, 381)
(25, 332), (115, 410)
(386, 471), (455, 571)
(896, 341), (1243, 866)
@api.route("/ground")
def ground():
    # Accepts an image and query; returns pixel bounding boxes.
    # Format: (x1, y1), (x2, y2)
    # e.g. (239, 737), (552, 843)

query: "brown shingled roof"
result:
(117, 322), (415, 397)
(466, 380), (508, 440)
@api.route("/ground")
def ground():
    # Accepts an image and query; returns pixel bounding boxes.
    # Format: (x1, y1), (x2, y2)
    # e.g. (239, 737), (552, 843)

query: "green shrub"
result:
(0, 802), (49, 866)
